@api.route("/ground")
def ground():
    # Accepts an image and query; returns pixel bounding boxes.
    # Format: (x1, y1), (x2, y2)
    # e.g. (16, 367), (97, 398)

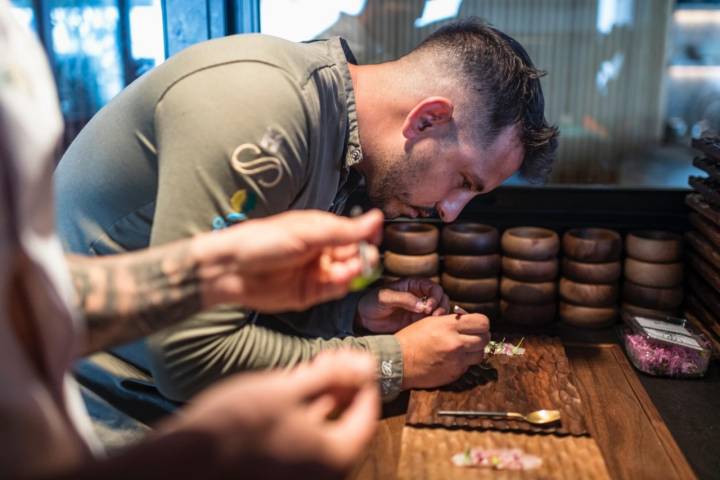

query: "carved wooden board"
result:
(687, 274), (720, 334)
(688, 251), (720, 294)
(686, 193), (720, 228)
(396, 427), (610, 480)
(694, 156), (720, 182)
(689, 176), (720, 209)
(686, 231), (720, 272)
(689, 212), (720, 250)
(405, 336), (588, 436)
(692, 137), (720, 162)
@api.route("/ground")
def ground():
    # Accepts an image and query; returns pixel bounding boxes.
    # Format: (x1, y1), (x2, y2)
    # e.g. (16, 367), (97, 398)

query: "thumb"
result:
(377, 288), (431, 314)
(308, 209), (384, 247)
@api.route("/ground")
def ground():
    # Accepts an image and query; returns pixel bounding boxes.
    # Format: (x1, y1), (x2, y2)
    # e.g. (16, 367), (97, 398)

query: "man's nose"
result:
(436, 191), (478, 223)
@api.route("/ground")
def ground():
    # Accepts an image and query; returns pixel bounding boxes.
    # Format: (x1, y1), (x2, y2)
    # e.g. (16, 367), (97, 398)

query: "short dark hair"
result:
(415, 17), (559, 184)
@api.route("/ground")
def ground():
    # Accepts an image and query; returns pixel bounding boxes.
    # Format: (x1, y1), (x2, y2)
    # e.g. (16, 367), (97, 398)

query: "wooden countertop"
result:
(348, 328), (719, 480)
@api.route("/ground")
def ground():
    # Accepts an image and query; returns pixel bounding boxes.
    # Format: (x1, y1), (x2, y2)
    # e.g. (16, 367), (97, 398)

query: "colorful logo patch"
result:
(212, 189), (257, 230)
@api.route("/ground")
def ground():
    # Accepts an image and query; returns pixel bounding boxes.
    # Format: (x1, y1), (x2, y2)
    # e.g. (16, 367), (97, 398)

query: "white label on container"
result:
(636, 317), (691, 336)
(644, 327), (703, 350)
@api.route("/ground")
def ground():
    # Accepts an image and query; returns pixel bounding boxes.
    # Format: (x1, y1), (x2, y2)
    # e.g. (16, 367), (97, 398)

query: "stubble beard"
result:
(365, 150), (430, 218)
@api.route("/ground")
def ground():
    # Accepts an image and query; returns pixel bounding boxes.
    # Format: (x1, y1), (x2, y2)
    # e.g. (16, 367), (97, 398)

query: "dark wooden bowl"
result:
(440, 273), (498, 302)
(624, 257), (683, 288)
(441, 223), (499, 255)
(500, 300), (556, 326)
(561, 258), (621, 284)
(559, 302), (617, 328)
(562, 228), (622, 262)
(500, 227), (559, 261)
(383, 223), (439, 255)
(626, 230), (683, 263)
(501, 256), (558, 282)
(443, 254), (500, 278)
(621, 281), (683, 310)
(500, 277), (556, 304)
(383, 251), (439, 277)
(559, 277), (618, 307)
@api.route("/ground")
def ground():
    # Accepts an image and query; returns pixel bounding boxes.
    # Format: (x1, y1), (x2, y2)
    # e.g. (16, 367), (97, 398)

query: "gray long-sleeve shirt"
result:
(54, 34), (403, 401)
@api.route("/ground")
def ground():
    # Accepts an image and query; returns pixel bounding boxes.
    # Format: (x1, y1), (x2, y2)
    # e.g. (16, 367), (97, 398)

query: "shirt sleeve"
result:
(147, 62), (404, 402)
(147, 308), (403, 402)
(151, 62), (308, 239)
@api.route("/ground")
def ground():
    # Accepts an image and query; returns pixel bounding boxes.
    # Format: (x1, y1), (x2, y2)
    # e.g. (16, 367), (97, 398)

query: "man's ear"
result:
(402, 97), (454, 140)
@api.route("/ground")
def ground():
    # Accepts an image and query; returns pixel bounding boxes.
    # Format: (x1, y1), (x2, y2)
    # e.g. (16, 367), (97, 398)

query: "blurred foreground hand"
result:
(157, 349), (380, 480)
(197, 209), (383, 312)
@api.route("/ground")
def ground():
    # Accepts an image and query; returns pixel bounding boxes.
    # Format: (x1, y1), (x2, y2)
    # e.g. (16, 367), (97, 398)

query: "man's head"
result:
(352, 17), (559, 222)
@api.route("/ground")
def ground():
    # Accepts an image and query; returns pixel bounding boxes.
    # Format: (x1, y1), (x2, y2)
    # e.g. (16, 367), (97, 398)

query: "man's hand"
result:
(196, 209), (383, 313)
(394, 313), (490, 389)
(157, 350), (380, 480)
(356, 277), (450, 333)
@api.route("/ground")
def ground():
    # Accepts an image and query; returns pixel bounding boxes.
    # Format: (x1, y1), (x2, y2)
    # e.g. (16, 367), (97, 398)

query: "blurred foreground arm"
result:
(69, 209), (382, 355)
(50, 350), (380, 480)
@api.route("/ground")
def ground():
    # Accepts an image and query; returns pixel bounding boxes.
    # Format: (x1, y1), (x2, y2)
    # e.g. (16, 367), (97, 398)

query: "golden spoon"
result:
(437, 409), (561, 426)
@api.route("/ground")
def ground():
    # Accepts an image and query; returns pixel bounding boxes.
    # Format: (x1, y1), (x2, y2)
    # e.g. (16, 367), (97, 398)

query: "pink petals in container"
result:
(622, 313), (711, 378)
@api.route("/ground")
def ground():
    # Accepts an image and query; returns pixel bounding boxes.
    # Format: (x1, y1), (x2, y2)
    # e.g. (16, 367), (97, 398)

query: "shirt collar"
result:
(328, 37), (363, 169)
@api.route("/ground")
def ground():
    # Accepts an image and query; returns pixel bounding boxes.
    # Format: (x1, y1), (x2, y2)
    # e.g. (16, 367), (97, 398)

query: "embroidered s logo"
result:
(230, 143), (290, 204)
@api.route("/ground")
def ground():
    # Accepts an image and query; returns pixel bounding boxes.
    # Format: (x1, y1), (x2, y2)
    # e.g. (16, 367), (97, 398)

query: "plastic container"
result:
(621, 312), (711, 378)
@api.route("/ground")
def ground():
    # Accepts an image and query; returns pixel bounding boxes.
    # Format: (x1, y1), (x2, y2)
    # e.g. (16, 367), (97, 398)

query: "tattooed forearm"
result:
(69, 242), (203, 355)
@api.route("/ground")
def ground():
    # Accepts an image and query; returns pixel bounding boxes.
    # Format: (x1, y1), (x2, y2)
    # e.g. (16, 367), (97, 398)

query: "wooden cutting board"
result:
(396, 427), (610, 480)
(405, 336), (588, 436)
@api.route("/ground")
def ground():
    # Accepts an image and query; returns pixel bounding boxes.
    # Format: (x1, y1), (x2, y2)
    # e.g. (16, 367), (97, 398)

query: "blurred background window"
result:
(261, 0), (720, 188)
(11, 0), (164, 146)
(12, 0), (720, 188)
(10, 0), (34, 30)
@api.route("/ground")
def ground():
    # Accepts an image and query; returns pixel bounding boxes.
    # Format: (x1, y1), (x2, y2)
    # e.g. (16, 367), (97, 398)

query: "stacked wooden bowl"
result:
(382, 223), (439, 283)
(500, 227), (559, 325)
(441, 223), (500, 319)
(622, 231), (684, 318)
(559, 228), (621, 328)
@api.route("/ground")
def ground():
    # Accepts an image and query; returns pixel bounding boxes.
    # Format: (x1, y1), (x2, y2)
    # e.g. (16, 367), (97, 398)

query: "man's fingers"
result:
(303, 209), (384, 247)
(314, 245), (380, 285)
(455, 313), (490, 335)
(463, 351), (486, 366)
(377, 288), (429, 313)
(428, 290), (450, 316)
(460, 334), (489, 353)
(306, 393), (339, 422)
(329, 243), (360, 261)
(404, 278), (449, 313)
(322, 256), (363, 282)
(439, 293), (451, 313)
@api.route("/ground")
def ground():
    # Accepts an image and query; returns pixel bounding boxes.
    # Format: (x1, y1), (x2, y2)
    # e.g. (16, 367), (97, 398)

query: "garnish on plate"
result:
(479, 337), (525, 369)
(452, 447), (542, 470)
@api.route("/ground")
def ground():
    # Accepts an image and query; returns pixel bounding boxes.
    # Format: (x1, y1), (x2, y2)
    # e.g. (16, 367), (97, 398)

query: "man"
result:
(55, 18), (557, 404)
(2, 4), (388, 477)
